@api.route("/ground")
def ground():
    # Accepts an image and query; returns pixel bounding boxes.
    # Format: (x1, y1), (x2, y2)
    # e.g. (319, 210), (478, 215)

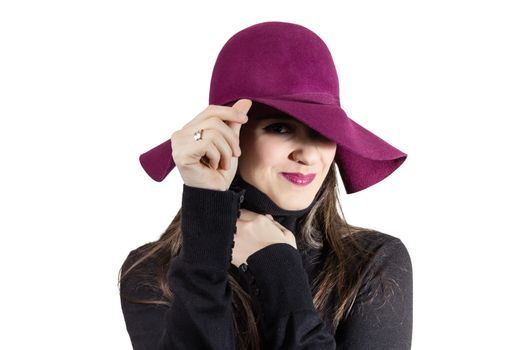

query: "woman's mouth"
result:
(280, 172), (316, 186)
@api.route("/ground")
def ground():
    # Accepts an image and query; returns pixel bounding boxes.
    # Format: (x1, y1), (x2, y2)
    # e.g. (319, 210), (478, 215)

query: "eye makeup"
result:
(263, 122), (293, 134)
(256, 114), (331, 141)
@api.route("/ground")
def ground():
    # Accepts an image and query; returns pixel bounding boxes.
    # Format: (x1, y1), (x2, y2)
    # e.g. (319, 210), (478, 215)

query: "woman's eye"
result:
(263, 123), (329, 141)
(264, 123), (292, 134)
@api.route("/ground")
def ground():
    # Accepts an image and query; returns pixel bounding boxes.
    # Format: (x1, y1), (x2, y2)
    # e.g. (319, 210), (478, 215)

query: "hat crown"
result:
(209, 21), (340, 106)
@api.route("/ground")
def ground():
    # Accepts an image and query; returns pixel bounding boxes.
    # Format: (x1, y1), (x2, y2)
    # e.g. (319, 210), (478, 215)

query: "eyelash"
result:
(264, 123), (293, 134)
(264, 123), (328, 140)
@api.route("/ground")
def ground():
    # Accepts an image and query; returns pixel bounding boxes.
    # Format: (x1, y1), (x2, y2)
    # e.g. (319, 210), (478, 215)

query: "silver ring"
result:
(193, 129), (203, 141)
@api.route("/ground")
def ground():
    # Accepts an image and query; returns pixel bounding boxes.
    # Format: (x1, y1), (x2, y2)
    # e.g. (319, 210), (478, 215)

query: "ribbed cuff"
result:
(241, 243), (315, 319)
(180, 184), (245, 271)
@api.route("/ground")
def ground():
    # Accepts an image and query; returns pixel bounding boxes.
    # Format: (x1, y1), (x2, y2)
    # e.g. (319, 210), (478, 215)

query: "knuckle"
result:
(235, 109), (247, 118)
(210, 117), (224, 129)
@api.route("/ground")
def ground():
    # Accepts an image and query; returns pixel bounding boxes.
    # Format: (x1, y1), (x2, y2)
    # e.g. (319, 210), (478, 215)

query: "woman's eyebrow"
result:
(253, 114), (296, 121)
(253, 113), (324, 137)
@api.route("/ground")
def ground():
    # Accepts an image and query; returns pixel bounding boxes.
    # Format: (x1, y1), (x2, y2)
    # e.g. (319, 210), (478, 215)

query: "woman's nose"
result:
(290, 140), (321, 165)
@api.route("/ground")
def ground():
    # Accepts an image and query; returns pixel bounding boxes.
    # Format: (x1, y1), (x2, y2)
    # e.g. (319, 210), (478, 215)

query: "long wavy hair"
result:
(118, 158), (396, 349)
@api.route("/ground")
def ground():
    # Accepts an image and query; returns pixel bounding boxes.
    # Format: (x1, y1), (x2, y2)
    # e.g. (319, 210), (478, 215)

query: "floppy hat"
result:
(139, 21), (407, 194)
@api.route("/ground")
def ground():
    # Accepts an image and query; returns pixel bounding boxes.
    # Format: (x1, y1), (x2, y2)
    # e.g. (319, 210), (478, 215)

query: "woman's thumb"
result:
(232, 99), (252, 115)
(230, 99), (252, 137)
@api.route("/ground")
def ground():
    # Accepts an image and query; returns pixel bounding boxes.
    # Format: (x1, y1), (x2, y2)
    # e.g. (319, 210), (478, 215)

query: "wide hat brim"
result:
(138, 96), (407, 194)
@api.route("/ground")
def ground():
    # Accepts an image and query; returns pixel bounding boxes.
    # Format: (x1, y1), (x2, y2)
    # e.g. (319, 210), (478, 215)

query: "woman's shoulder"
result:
(351, 229), (411, 261)
(119, 241), (164, 300)
(121, 241), (157, 272)
(348, 229), (412, 307)
(346, 229), (412, 289)
(120, 242), (160, 281)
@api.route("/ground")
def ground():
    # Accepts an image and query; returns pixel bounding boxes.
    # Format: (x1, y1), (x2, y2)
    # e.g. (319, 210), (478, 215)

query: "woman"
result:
(119, 21), (412, 349)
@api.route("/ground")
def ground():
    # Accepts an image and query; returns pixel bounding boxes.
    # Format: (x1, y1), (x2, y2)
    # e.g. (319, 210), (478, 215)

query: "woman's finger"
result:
(200, 138), (222, 169)
(186, 101), (250, 129)
(194, 128), (233, 170)
(195, 117), (242, 157)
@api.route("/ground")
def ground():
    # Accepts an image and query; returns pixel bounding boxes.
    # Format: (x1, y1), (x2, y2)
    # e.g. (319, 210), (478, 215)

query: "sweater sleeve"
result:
(238, 243), (336, 349)
(120, 184), (246, 350)
(236, 237), (413, 350)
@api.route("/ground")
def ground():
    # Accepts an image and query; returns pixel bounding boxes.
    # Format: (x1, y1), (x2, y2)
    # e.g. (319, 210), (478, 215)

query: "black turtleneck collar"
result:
(229, 173), (326, 284)
(229, 173), (319, 236)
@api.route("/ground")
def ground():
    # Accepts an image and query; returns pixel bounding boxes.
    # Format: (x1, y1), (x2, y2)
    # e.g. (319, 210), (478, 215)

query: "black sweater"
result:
(119, 175), (413, 349)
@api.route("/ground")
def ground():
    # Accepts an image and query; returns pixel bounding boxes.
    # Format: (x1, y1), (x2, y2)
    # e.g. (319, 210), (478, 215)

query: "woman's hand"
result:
(231, 209), (297, 268)
(171, 99), (252, 191)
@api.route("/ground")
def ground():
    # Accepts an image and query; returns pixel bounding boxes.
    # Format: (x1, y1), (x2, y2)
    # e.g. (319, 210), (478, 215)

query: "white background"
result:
(1, 1), (523, 349)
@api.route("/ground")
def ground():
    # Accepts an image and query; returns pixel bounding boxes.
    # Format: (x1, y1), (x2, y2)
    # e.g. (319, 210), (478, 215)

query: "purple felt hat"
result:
(139, 21), (407, 194)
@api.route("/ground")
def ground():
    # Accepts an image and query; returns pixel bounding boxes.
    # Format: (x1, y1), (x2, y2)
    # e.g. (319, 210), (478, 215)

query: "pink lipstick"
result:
(281, 172), (316, 186)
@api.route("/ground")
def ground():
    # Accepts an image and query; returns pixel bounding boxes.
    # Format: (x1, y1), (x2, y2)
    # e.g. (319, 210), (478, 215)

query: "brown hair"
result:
(118, 160), (394, 349)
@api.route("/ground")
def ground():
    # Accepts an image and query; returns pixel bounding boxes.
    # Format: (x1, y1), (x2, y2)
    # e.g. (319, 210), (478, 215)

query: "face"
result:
(237, 109), (337, 210)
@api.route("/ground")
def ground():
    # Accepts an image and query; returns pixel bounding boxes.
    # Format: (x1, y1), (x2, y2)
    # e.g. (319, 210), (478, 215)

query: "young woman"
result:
(119, 21), (412, 349)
